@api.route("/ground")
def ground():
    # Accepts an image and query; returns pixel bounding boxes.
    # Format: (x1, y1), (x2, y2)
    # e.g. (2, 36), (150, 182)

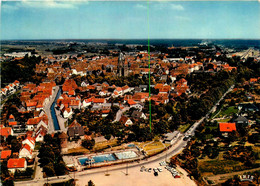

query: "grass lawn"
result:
(93, 139), (118, 151)
(178, 123), (191, 133)
(67, 147), (90, 154)
(198, 159), (245, 175)
(215, 106), (238, 118)
(215, 118), (230, 122)
(143, 141), (165, 151)
(143, 141), (165, 156)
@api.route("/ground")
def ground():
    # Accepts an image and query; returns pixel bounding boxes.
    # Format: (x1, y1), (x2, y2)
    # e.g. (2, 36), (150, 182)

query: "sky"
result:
(1, 0), (260, 40)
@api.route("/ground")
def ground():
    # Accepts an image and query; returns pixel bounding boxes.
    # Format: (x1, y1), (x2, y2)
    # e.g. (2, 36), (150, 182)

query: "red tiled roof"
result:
(9, 121), (18, 126)
(92, 98), (105, 103)
(7, 158), (26, 169)
(9, 114), (15, 119)
(219, 123), (236, 132)
(26, 101), (37, 107)
(0, 127), (12, 137)
(128, 99), (137, 105)
(21, 144), (32, 154)
(1, 150), (11, 159)
(68, 120), (81, 128)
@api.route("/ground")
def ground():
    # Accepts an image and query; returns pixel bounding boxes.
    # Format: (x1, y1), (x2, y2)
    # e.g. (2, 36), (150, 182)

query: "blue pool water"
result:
(51, 88), (61, 130)
(78, 154), (117, 165)
(128, 144), (135, 148)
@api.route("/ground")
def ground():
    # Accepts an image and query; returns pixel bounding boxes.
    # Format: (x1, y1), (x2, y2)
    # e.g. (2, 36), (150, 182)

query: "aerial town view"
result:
(0, 1), (260, 186)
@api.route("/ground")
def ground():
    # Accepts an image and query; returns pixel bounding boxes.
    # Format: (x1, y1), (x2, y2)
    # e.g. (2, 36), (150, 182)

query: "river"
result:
(50, 87), (61, 130)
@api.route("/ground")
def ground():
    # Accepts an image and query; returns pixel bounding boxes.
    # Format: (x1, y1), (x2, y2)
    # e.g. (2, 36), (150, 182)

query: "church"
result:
(117, 52), (129, 77)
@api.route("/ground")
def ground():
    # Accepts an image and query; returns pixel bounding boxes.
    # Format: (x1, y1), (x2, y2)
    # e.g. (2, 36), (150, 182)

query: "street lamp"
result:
(126, 162), (128, 176)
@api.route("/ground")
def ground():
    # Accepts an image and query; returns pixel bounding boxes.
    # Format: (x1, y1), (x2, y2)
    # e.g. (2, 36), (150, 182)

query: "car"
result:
(154, 172), (158, 176)
(140, 166), (145, 172)
(148, 168), (152, 172)
(153, 168), (158, 172)
(157, 167), (163, 172)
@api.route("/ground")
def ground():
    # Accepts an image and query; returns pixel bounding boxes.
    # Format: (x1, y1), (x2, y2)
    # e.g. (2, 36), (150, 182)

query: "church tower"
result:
(117, 52), (129, 77)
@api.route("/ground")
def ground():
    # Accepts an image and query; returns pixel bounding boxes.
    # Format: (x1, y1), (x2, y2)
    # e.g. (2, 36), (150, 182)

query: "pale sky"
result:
(1, 1), (260, 40)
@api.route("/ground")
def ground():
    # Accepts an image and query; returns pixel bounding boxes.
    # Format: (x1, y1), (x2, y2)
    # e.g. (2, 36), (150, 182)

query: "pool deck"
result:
(64, 148), (143, 170)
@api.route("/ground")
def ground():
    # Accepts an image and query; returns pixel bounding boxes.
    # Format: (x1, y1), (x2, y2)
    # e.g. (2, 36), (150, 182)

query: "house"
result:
(127, 99), (137, 107)
(26, 101), (37, 111)
(113, 87), (123, 97)
(219, 123), (237, 137)
(22, 137), (35, 150)
(232, 115), (249, 127)
(19, 144), (33, 159)
(81, 81), (89, 87)
(67, 120), (85, 140)
(1, 150), (12, 160)
(58, 132), (68, 148)
(34, 126), (47, 142)
(92, 98), (106, 105)
(131, 111), (147, 120)
(63, 107), (73, 119)
(119, 116), (133, 127)
(7, 158), (27, 173)
(163, 131), (180, 144)
(26, 117), (47, 131)
(82, 98), (92, 108)
(69, 99), (81, 110)
(0, 127), (13, 140)
(8, 114), (15, 122)
(238, 103), (259, 112)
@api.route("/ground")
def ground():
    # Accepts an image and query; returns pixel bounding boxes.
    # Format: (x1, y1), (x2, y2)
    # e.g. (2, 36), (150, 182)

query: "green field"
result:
(215, 106), (238, 118)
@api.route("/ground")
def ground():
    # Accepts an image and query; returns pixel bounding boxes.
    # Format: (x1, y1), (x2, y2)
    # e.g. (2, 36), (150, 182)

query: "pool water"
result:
(78, 154), (117, 165)
(128, 144), (135, 148)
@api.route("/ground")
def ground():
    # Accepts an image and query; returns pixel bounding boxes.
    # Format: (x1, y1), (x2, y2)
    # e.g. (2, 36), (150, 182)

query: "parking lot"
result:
(76, 160), (197, 186)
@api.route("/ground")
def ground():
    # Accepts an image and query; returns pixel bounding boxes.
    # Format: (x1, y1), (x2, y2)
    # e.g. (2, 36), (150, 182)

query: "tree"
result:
(82, 139), (95, 150)
(43, 163), (55, 177)
(54, 161), (67, 176)
(88, 180), (95, 186)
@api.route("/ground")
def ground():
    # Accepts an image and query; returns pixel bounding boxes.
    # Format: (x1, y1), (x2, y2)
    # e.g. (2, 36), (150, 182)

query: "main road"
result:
(15, 85), (235, 186)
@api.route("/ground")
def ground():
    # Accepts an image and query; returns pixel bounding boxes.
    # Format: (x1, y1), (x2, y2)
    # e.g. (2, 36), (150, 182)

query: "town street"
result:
(43, 86), (59, 134)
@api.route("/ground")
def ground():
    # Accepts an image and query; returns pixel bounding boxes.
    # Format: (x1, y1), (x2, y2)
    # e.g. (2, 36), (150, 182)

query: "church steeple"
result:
(117, 52), (128, 77)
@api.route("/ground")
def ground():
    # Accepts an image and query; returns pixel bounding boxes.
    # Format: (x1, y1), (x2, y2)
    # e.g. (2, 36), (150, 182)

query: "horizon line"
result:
(2, 38), (260, 41)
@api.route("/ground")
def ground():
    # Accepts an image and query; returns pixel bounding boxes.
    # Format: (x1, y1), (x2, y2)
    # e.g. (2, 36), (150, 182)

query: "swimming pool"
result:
(78, 154), (117, 165)
(127, 144), (135, 148)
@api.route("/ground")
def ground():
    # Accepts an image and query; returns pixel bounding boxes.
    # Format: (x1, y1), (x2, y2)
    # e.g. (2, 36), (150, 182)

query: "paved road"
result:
(43, 86), (60, 134)
(15, 85), (235, 186)
(114, 107), (130, 122)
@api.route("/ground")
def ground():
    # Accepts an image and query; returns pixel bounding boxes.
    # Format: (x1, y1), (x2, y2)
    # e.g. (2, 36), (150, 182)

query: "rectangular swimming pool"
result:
(78, 154), (117, 165)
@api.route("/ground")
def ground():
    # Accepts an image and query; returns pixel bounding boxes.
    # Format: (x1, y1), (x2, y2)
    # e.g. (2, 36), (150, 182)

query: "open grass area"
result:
(93, 139), (118, 151)
(215, 106), (238, 118)
(67, 147), (90, 154)
(143, 141), (166, 156)
(198, 159), (245, 175)
(143, 141), (165, 151)
(178, 123), (191, 133)
(215, 118), (230, 123)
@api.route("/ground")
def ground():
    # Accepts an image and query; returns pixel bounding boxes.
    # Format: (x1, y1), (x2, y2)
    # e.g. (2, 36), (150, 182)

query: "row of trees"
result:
(38, 134), (67, 177)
